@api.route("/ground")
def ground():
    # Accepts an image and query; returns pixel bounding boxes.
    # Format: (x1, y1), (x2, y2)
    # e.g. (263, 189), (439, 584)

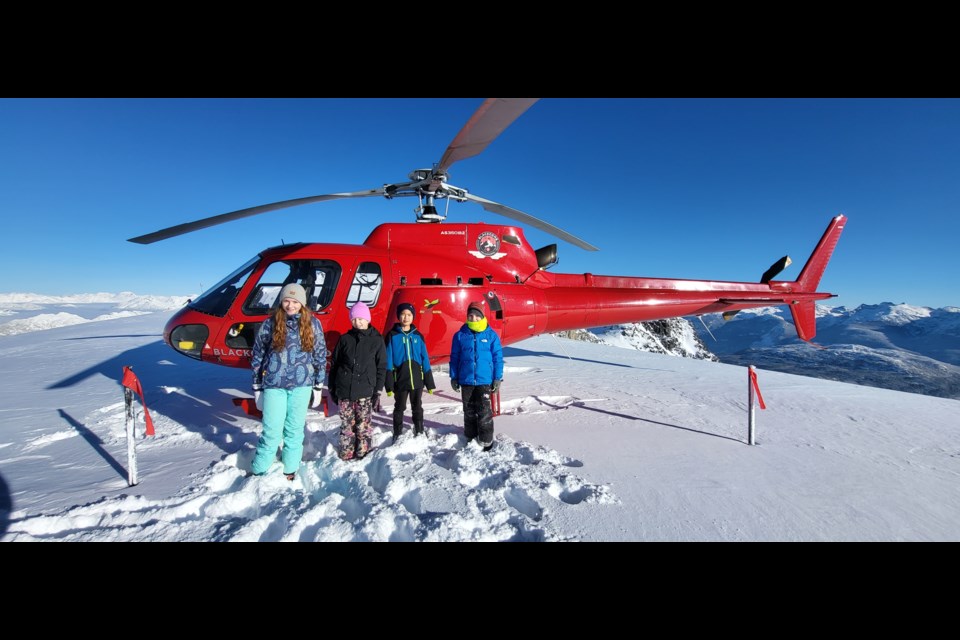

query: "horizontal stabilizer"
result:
(719, 297), (800, 305)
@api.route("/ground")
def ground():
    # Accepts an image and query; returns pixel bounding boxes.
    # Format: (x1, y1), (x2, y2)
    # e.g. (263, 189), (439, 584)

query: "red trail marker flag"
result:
(748, 367), (767, 410)
(121, 366), (156, 436)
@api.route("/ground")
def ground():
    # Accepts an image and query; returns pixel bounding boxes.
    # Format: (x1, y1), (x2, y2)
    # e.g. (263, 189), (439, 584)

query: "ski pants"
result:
(392, 387), (425, 435)
(338, 396), (373, 460)
(252, 386), (311, 475)
(460, 384), (494, 446)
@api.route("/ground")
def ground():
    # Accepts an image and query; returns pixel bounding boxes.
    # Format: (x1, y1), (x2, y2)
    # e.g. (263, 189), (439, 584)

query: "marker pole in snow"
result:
(747, 365), (766, 445)
(748, 366), (756, 445)
(124, 385), (139, 486)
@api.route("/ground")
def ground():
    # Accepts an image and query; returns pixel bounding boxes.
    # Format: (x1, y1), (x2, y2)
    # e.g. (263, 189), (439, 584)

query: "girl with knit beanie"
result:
(250, 283), (326, 480)
(328, 301), (387, 460)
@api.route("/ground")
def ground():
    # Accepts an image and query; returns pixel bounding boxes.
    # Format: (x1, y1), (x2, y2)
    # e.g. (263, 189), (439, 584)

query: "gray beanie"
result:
(279, 283), (307, 307)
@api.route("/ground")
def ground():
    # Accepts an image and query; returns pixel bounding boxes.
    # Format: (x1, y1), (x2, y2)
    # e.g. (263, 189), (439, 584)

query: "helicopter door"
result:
(492, 288), (543, 345)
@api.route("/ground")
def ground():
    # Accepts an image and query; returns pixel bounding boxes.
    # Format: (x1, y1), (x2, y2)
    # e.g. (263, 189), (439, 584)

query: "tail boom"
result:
(537, 215), (846, 342)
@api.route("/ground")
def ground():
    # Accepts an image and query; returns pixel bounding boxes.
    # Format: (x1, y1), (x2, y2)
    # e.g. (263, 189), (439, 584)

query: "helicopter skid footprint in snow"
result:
(503, 365), (540, 375)
(498, 395), (579, 415)
(421, 395), (584, 417)
(422, 402), (463, 416)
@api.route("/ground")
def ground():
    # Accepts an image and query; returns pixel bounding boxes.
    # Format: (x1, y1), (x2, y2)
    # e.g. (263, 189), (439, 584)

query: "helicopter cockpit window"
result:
(242, 259), (342, 316)
(346, 261), (382, 308)
(189, 255), (259, 318)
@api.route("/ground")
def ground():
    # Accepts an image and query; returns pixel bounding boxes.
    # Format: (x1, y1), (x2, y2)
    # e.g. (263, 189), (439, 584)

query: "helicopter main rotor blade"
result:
(127, 189), (385, 244)
(436, 99), (539, 174)
(459, 191), (599, 251)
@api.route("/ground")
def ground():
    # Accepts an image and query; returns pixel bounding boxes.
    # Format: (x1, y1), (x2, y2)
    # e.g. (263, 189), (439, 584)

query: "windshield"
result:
(189, 255), (259, 317)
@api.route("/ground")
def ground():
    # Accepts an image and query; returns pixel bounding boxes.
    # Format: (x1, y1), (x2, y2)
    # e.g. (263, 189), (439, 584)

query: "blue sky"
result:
(2, 97), (958, 309)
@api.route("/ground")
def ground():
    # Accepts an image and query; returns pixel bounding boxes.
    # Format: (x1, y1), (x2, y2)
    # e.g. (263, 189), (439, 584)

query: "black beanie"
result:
(397, 302), (416, 320)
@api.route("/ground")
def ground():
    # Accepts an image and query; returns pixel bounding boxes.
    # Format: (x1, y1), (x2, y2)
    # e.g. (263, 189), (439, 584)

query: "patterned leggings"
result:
(338, 396), (373, 460)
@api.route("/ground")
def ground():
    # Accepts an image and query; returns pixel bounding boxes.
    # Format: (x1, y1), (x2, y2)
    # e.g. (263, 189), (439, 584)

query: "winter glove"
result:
(427, 388), (435, 395)
(254, 390), (263, 411)
(311, 386), (324, 409)
(386, 391), (394, 397)
(450, 380), (460, 393)
(490, 379), (501, 393)
(372, 392), (382, 413)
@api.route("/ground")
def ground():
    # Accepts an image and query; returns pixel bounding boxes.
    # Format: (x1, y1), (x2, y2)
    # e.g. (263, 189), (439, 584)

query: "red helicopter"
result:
(129, 98), (846, 376)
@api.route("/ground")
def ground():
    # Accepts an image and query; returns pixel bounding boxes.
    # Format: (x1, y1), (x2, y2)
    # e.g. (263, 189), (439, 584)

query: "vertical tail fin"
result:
(796, 214), (847, 291)
(790, 301), (817, 341)
(789, 214), (846, 342)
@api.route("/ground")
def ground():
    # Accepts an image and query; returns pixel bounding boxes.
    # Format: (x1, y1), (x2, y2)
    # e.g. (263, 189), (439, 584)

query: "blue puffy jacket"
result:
(384, 323), (436, 392)
(449, 324), (503, 386)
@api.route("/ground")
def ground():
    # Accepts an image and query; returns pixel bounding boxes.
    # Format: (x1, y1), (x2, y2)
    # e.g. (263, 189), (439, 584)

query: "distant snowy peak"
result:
(555, 318), (718, 361)
(843, 302), (932, 325)
(116, 295), (193, 311)
(0, 292), (192, 311)
(0, 293), (193, 337)
(717, 302), (948, 328)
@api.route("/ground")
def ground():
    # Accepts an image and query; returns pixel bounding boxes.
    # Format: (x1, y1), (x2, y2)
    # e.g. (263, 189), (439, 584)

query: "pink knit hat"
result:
(349, 302), (372, 322)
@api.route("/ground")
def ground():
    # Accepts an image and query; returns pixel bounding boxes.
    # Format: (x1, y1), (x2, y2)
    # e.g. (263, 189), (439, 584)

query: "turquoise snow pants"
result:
(252, 386), (312, 475)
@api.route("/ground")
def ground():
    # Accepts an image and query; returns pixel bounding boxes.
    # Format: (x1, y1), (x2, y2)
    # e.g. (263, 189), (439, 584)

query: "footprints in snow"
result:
(227, 422), (614, 541)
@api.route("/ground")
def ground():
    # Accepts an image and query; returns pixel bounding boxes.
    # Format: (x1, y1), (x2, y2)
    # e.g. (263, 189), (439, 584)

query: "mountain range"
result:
(566, 303), (960, 400)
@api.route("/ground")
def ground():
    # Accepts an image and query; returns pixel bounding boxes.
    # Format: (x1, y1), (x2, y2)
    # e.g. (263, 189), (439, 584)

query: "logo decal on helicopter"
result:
(469, 231), (506, 260)
(423, 299), (440, 309)
(213, 347), (252, 358)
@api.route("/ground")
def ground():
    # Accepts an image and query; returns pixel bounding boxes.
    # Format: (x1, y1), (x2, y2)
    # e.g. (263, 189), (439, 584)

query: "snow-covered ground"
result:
(1, 304), (958, 541)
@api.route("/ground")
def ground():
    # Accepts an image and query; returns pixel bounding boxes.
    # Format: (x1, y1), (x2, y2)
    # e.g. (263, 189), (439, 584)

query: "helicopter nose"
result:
(167, 324), (209, 360)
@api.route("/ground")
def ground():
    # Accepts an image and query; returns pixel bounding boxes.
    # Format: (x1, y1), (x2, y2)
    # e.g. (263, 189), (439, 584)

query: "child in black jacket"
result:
(328, 302), (386, 460)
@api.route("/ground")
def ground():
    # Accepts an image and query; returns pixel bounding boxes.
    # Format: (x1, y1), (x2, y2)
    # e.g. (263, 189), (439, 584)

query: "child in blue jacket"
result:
(449, 301), (503, 451)
(384, 302), (436, 439)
